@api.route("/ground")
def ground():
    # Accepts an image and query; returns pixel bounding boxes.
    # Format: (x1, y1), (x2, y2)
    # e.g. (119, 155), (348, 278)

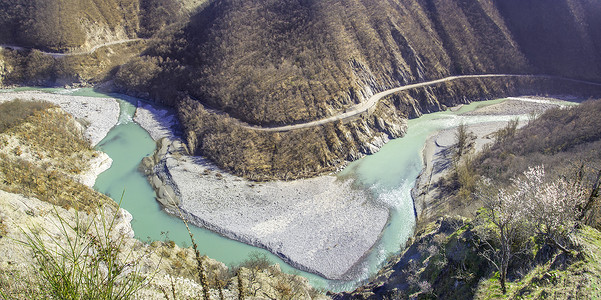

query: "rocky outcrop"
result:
(139, 137), (183, 211)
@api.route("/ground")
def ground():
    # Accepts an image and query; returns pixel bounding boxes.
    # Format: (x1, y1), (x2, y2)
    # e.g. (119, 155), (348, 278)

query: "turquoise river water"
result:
(2, 87), (531, 292)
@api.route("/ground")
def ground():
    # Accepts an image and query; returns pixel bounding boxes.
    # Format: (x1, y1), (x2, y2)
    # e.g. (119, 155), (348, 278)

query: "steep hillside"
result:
(0, 0), (139, 51)
(333, 99), (601, 299)
(111, 0), (601, 180)
(131, 0), (530, 124)
(0, 0), (204, 52)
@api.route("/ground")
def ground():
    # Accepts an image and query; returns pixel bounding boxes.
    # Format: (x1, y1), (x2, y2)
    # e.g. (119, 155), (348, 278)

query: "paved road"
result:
(0, 38), (145, 58)
(241, 74), (601, 132)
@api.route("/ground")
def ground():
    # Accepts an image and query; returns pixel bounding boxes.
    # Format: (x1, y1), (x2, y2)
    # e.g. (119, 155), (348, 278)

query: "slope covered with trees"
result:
(110, 0), (601, 179)
(124, 0), (532, 124)
(0, 0), (198, 52)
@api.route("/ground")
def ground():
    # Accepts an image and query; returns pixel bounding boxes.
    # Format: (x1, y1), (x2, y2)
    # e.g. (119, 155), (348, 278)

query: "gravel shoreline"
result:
(134, 103), (389, 280)
(412, 96), (576, 222)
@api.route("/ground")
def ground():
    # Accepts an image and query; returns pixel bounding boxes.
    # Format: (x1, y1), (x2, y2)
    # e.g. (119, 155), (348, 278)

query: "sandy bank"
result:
(134, 103), (389, 280)
(412, 96), (575, 223)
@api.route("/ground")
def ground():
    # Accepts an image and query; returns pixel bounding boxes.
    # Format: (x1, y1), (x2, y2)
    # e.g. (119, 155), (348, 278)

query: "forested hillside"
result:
(118, 0), (601, 125)
(112, 0), (601, 179)
(121, 0), (533, 124)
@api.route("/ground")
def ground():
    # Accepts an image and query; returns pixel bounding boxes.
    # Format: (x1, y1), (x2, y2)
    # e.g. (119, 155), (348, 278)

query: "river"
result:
(0, 87), (546, 292)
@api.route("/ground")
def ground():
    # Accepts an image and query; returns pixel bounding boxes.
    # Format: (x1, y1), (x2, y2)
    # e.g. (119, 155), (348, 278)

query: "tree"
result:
(475, 178), (530, 295)
(521, 166), (587, 252)
(453, 122), (475, 163)
(475, 165), (590, 294)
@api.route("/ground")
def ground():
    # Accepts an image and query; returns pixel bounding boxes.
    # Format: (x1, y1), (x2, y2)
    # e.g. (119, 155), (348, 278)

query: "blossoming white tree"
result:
(476, 177), (530, 295)
(476, 165), (587, 294)
(521, 166), (587, 252)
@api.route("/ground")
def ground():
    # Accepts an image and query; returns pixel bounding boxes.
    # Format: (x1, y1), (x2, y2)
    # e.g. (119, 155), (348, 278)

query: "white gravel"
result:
(133, 101), (178, 141)
(164, 156), (388, 280)
(0, 91), (120, 146)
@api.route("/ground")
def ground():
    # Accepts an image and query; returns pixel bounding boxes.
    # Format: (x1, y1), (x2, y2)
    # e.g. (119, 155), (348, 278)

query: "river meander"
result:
(1, 86), (551, 292)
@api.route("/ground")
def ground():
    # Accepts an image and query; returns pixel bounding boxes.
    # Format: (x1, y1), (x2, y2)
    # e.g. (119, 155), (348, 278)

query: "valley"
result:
(1, 0), (601, 298)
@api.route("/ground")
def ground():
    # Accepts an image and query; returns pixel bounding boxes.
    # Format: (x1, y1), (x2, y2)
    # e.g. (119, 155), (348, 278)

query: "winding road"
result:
(241, 74), (601, 132)
(0, 38), (145, 58)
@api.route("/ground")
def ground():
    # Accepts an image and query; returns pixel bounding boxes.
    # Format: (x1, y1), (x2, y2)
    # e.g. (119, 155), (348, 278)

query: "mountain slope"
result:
(0, 0), (205, 52)
(143, 0), (530, 125)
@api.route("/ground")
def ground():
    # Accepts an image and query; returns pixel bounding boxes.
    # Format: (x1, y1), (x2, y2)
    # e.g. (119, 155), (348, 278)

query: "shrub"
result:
(20, 206), (153, 299)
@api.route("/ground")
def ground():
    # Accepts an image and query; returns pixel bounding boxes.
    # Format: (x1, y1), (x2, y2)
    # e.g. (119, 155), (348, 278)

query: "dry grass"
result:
(0, 100), (113, 213)
(0, 99), (55, 133)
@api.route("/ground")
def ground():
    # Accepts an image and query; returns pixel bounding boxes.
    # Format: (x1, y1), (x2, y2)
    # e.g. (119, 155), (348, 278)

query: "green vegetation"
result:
(13, 207), (151, 299)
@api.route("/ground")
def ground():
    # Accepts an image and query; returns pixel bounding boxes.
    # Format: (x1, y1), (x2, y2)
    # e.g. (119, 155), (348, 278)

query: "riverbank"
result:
(0, 89), (329, 298)
(412, 96), (575, 226)
(0, 91), (120, 146)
